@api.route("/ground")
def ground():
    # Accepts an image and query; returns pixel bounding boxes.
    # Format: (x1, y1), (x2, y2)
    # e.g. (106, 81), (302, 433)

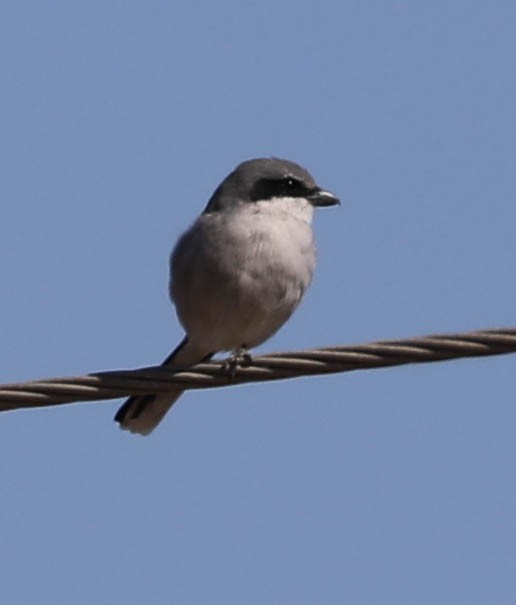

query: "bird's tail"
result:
(114, 337), (212, 436)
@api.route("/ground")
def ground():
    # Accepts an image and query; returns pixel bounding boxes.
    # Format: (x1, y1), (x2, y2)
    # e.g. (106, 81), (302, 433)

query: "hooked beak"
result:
(308, 188), (340, 207)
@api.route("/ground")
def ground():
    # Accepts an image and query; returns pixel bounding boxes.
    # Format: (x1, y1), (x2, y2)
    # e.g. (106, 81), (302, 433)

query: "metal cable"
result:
(0, 327), (514, 413)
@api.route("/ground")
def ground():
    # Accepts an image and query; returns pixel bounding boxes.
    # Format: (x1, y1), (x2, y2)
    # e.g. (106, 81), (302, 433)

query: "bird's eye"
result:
(249, 176), (307, 201)
(280, 177), (305, 195)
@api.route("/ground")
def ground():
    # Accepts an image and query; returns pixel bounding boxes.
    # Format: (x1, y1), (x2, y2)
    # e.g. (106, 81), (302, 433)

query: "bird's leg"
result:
(222, 346), (252, 377)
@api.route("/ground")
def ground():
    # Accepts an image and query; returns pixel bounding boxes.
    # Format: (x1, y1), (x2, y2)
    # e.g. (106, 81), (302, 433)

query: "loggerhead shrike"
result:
(115, 157), (339, 435)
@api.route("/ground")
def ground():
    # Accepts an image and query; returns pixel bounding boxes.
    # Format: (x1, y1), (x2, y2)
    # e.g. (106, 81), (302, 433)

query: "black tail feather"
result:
(113, 336), (214, 426)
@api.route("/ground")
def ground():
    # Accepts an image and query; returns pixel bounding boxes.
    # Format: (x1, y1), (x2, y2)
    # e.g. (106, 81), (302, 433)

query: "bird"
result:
(115, 157), (339, 435)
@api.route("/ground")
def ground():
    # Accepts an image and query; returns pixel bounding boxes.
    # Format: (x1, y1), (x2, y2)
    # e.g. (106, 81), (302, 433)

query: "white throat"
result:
(254, 196), (315, 224)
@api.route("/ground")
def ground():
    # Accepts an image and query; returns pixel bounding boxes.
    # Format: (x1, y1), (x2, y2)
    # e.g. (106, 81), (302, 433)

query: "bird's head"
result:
(204, 157), (340, 213)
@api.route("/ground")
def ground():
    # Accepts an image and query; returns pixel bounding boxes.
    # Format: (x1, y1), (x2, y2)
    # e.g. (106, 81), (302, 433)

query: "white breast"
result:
(171, 197), (317, 352)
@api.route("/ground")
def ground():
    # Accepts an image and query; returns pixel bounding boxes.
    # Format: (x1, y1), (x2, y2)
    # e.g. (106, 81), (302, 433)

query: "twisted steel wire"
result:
(0, 327), (514, 413)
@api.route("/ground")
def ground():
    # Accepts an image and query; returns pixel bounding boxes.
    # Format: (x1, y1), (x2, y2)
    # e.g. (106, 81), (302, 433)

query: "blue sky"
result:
(1, 1), (515, 603)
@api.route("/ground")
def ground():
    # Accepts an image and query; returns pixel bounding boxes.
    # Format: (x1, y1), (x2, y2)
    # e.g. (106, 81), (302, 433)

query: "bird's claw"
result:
(222, 348), (252, 377)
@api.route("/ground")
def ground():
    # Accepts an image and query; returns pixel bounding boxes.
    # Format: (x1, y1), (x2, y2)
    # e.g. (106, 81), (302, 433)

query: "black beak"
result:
(308, 188), (340, 207)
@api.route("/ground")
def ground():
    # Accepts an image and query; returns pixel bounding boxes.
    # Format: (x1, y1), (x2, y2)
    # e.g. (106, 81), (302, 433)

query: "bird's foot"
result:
(222, 347), (252, 377)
